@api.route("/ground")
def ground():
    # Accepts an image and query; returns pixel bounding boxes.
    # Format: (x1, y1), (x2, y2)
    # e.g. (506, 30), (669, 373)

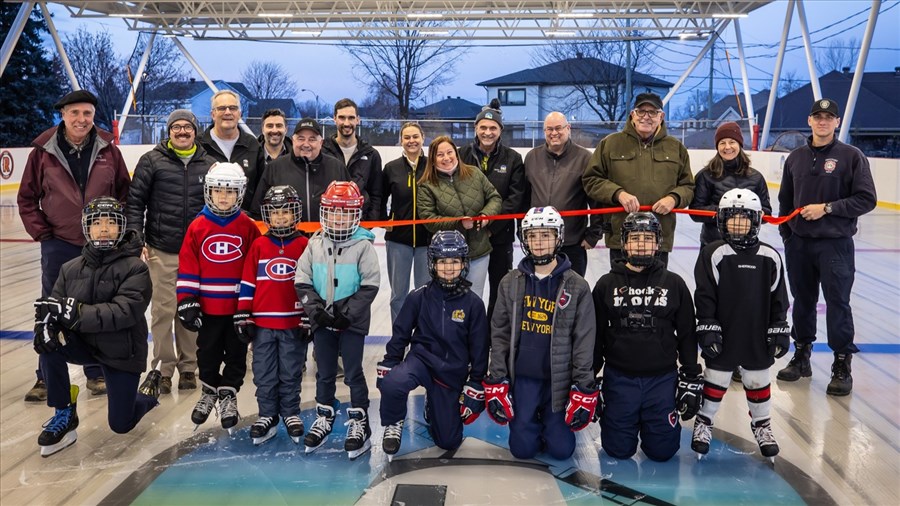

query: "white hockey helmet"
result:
(519, 206), (565, 265)
(204, 162), (247, 217)
(717, 188), (763, 249)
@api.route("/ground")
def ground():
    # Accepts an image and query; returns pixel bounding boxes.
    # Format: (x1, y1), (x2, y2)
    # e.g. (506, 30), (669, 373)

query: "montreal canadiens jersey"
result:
(238, 234), (309, 329)
(177, 208), (261, 315)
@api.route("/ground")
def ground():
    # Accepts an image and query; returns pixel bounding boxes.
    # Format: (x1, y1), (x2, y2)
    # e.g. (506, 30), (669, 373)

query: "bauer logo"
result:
(264, 257), (296, 281)
(201, 234), (243, 263)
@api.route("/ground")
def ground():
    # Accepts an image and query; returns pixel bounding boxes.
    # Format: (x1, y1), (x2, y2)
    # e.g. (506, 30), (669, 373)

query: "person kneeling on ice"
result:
(692, 189), (790, 460)
(33, 197), (159, 457)
(235, 185), (310, 445)
(484, 206), (598, 460)
(591, 212), (702, 462)
(377, 230), (489, 457)
(295, 181), (380, 459)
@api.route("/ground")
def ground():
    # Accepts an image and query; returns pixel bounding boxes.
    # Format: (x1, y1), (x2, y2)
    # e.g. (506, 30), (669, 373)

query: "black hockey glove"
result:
(676, 369), (704, 420)
(33, 321), (63, 354)
(233, 312), (256, 344)
(696, 320), (723, 360)
(331, 311), (351, 330)
(592, 375), (606, 423)
(313, 310), (335, 329)
(39, 296), (81, 330)
(766, 321), (791, 358)
(177, 297), (203, 332)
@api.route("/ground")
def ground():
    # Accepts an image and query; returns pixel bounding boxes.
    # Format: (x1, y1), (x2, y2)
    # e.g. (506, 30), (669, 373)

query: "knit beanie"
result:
(475, 98), (503, 129)
(167, 109), (199, 133)
(715, 122), (744, 147)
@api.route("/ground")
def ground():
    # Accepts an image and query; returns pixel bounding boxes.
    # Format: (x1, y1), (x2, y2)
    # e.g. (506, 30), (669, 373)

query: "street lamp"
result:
(300, 88), (320, 122)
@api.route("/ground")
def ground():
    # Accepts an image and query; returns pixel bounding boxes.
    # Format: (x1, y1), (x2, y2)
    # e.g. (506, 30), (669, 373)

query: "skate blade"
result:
(696, 453), (706, 461)
(40, 430), (77, 457)
(290, 436), (302, 444)
(387, 453), (395, 462)
(252, 427), (277, 445)
(347, 439), (372, 460)
(226, 427), (237, 436)
(305, 437), (327, 453)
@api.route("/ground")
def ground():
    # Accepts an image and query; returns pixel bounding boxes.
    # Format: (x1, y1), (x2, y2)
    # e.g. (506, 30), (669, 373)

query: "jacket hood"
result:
(622, 117), (669, 144)
(517, 253), (573, 277)
(609, 256), (665, 275)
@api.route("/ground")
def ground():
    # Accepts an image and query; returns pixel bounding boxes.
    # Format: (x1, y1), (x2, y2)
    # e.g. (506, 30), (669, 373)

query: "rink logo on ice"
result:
(451, 309), (466, 323)
(202, 234), (244, 263)
(264, 257), (296, 281)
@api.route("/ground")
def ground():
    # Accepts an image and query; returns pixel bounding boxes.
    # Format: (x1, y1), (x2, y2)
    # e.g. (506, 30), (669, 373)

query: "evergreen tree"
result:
(0, 4), (64, 147)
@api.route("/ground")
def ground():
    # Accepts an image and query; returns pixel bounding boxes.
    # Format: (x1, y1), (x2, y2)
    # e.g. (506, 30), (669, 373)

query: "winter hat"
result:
(715, 122), (744, 147)
(167, 109), (199, 132)
(475, 98), (503, 129)
(54, 90), (98, 110)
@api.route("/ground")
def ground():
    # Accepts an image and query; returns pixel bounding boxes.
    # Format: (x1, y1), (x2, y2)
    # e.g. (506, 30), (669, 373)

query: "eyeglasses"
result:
(214, 105), (240, 113)
(633, 109), (662, 118)
(543, 125), (569, 133)
(170, 124), (195, 133)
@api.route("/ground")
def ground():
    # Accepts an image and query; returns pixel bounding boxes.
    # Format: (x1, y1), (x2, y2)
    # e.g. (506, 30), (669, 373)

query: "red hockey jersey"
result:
(238, 234), (309, 329)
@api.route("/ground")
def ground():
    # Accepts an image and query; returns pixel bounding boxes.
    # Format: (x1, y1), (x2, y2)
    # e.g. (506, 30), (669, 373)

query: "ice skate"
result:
(381, 419), (404, 460)
(344, 407), (372, 460)
(38, 385), (79, 457)
(284, 415), (304, 444)
(751, 418), (779, 461)
(218, 386), (240, 434)
(191, 382), (218, 430)
(250, 415), (279, 445)
(304, 403), (336, 453)
(691, 414), (713, 459)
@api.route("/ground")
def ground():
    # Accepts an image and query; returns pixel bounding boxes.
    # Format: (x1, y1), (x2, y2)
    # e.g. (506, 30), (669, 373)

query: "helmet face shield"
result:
(319, 181), (364, 243)
(717, 189), (762, 250)
(262, 185), (301, 237)
(204, 163), (247, 217)
(621, 212), (661, 267)
(428, 230), (469, 290)
(519, 206), (564, 265)
(82, 197), (126, 250)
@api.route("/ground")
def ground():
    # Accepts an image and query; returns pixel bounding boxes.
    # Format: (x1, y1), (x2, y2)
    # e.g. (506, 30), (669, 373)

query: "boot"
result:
(826, 353), (853, 396)
(776, 343), (813, 381)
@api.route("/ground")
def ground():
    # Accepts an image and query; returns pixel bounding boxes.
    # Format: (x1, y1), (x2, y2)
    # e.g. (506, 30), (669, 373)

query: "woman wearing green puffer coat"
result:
(418, 135), (502, 302)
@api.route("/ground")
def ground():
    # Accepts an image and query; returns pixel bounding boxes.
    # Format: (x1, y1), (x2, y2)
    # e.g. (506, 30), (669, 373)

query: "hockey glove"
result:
(459, 380), (485, 425)
(177, 297), (203, 332)
(313, 310), (336, 329)
(696, 320), (724, 360)
(766, 321), (791, 359)
(331, 311), (351, 331)
(376, 362), (392, 391)
(40, 296), (81, 330)
(483, 378), (514, 425)
(676, 369), (704, 421)
(592, 376), (606, 423)
(565, 385), (599, 432)
(33, 321), (63, 355)
(233, 311), (256, 344)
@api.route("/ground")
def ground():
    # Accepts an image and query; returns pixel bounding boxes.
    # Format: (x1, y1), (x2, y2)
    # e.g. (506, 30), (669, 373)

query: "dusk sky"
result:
(42, 1), (900, 116)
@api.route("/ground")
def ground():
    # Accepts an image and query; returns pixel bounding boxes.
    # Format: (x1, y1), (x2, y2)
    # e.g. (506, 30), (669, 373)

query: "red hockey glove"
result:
(483, 378), (514, 425)
(565, 385), (599, 431)
(459, 380), (485, 425)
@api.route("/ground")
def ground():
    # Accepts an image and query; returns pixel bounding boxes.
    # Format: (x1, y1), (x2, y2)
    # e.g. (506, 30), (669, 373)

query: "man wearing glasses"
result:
(524, 112), (603, 276)
(582, 92), (694, 266)
(198, 90), (265, 209)
(127, 109), (217, 395)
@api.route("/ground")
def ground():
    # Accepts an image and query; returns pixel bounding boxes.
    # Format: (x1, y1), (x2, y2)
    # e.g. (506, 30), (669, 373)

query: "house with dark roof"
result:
(408, 96), (483, 139)
(680, 90), (771, 149)
(476, 56), (674, 123)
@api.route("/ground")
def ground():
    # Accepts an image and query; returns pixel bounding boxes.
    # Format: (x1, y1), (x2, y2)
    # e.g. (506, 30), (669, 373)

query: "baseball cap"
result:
(810, 98), (840, 117)
(634, 92), (664, 110)
(293, 118), (322, 136)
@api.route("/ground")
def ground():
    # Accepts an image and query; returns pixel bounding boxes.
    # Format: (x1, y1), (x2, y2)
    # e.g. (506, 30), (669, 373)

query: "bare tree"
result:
(778, 69), (805, 97)
(63, 28), (129, 130)
(126, 33), (190, 117)
(340, 21), (469, 118)
(241, 60), (299, 100)
(673, 90), (722, 121)
(815, 37), (860, 75)
(531, 31), (653, 121)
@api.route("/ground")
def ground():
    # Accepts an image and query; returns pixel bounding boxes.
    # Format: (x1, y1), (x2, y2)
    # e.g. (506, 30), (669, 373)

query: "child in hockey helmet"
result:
(204, 162), (247, 217)
(621, 212), (661, 268)
(82, 196), (126, 250)
(519, 206), (564, 265)
(427, 230), (470, 291)
(319, 181), (363, 242)
(717, 188), (763, 250)
(262, 185), (302, 237)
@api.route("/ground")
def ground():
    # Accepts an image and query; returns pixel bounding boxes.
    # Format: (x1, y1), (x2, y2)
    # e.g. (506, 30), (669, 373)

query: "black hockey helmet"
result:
(262, 185), (302, 237)
(82, 196), (126, 250)
(621, 212), (661, 267)
(427, 230), (469, 290)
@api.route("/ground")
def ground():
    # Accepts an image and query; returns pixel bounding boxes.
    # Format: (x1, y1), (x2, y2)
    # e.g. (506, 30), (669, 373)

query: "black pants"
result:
(561, 244), (588, 277)
(487, 242), (514, 321)
(609, 249), (669, 268)
(197, 315), (249, 390)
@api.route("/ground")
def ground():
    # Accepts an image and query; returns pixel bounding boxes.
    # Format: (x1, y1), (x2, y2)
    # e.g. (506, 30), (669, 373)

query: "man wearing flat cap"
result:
(126, 109), (217, 394)
(776, 98), (876, 396)
(582, 92), (694, 266)
(17, 89), (131, 402)
(250, 118), (350, 223)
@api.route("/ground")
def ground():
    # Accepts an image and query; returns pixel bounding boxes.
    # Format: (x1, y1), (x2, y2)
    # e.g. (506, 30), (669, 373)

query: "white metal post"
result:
(0, 1), (35, 78)
(839, 0), (881, 143)
(117, 32), (156, 138)
(760, 0), (795, 150)
(796, 0), (822, 100)
(733, 19), (756, 135)
(662, 20), (732, 106)
(39, 2), (79, 90)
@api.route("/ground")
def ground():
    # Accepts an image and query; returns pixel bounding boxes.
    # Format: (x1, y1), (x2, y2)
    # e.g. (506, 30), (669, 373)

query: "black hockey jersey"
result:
(694, 240), (790, 370)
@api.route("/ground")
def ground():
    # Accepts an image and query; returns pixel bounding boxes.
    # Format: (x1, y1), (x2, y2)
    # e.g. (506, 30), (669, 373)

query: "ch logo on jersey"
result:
(823, 158), (838, 174)
(201, 234), (244, 263)
(557, 289), (571, 309)
(264, 257), (296, 281)
(451, 309), (466, 322)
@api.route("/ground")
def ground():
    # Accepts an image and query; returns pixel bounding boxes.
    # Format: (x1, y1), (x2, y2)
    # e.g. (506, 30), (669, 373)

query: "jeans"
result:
(385, 241), (430, 322)
(466, 255), (490, 304)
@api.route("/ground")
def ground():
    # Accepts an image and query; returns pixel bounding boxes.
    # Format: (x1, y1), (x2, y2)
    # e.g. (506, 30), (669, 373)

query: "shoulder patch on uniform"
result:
(557, 289), (571, 309)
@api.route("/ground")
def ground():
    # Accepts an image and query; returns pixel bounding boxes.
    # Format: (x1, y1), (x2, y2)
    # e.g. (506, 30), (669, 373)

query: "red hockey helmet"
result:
(320, 181), (363, 242)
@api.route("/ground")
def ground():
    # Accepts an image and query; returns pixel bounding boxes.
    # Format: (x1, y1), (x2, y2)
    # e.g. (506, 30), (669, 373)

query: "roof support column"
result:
(661, 20), (732, 106)
(117, 31), (156, 138)
(760, 0), (795, 150)
(0, 1), (34, 79)
(796, 0), (822, 100)
(733, 19), (756, 133)
(39, 2), (79, 90)
(839, 0), (880, 143)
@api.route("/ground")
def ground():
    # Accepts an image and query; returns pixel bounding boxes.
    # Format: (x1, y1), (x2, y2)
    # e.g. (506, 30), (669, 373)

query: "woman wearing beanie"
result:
(690, 122), (772, 247)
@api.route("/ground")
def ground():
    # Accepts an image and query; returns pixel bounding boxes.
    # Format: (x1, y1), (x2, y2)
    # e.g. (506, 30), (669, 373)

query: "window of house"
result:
(498, 88), (526, 106)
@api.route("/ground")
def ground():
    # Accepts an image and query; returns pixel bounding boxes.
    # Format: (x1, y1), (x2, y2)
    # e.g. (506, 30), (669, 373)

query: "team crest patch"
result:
(264, 257), (296, 281)
(823, 158), (838, 174)
(557, 289), (571, 309)
(496, 164), (508, 174)
(668, 411), (678, 428)
(201, 234), (244, 263)
(451, 309), (465, 322)
(0, 150), (13, 180)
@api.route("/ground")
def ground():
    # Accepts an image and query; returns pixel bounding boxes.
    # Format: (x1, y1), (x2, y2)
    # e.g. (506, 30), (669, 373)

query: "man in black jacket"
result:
(458, 101), (527, 320)
(197, 90), (265, 209)
(127, 109), (216, 394)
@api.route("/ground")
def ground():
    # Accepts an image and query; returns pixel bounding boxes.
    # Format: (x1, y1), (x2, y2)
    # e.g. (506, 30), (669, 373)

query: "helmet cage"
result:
(204, 166), (247, 217)
(717, 207), (762, 250)
(519, 206), (564, 266)
(262, 186), (302, 237)
(427, 231), (470, 290)
(82, 197), (126, 250)
(622, 212), (661, 267)
(319, 181), (363, 242)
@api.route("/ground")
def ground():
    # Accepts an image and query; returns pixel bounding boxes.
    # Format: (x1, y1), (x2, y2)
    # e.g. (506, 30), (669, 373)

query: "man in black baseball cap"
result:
(294, 117), (323, 137)
(809, 98), (840, 117)
(633, 92), (664, 111)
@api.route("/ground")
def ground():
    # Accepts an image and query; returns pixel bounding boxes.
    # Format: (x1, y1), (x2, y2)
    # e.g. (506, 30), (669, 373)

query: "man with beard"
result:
(322, 98), (383, 221)
(258, 108), (291, 164)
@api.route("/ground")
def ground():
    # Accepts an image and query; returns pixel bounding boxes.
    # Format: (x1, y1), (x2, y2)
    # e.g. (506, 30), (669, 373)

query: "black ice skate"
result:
(691, 414), (713, 459)
(218, 386), (240, 434)
(381, 419), (404, 460)
(38, 385), (79, 457)
(304, 403), (336, 453)
(250, 415), (279, 445)
(751, 418), (779, 462)
(284, 415), (304, 444)
(344, 407), (372, 460)
(191, 382), (218, 429)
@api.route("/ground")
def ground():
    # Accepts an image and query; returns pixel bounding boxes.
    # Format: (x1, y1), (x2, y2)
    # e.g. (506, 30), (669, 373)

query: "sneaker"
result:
(191, 382), (218, 426)
(304, 403), (336, 453)
(250, 415), (279, 445)
(179, 372), (197, 390)
(777, 343), (813, 381)
(218, 387), (240, 430)
(284, 415), (304, 444)
(86, 377), (107, 396)
(25, 379), (47, 403)
(344, 407), (372, 459)
(751, 418), (779, 458)
(382, 420), (404, 456)
(38, 385), (79, 457)
(826, 353), (853, 396)
(691, 415), (713, 455)
(138, 370), (163, 399)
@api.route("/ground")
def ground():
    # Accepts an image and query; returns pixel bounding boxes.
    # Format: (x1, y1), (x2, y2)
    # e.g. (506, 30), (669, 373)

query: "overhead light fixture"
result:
(291, 30), (322, 36)
(712, 13), (749, 19)
(407, 13), (443, 19)
(162, 34), (176, 38)
(678, 31), (701, 39)
(111, 13), (144, 18)
(419, 30), (449, 36)
(257, 12), (292, 18)
(547, 31), (577, 37)
(558, 13), (594, 19)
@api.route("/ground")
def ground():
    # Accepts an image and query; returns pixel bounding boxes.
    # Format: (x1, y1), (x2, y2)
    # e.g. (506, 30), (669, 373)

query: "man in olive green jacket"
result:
(582, 93), (694, 266)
